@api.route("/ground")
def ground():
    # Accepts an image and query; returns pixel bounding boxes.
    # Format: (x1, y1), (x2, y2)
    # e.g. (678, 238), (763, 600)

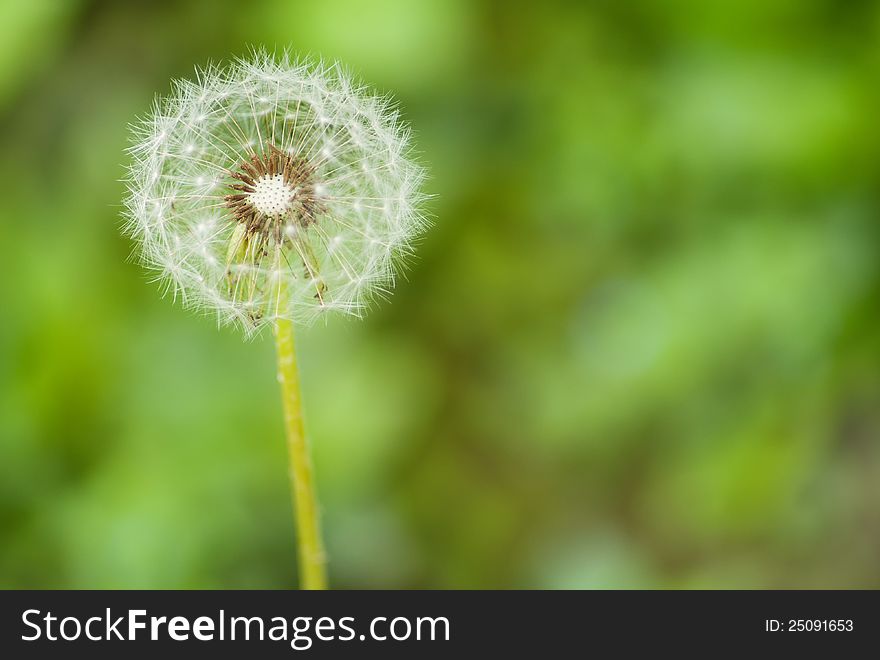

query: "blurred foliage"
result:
(1, 0), (879, 588)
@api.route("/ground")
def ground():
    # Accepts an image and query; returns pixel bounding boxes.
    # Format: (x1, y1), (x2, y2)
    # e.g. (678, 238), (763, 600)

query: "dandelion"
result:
(123, 51), (428, 589)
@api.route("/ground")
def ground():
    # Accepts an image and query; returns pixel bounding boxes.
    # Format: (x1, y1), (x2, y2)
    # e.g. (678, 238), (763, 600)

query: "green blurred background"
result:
(1, 0), (879, 589)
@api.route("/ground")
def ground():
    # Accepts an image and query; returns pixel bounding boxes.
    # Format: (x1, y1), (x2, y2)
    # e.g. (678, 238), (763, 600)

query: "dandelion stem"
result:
(274, 314), (328, 590)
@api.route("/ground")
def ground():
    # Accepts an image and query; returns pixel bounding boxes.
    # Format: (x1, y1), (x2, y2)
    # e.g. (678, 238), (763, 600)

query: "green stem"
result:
(274, 315), (328, 590)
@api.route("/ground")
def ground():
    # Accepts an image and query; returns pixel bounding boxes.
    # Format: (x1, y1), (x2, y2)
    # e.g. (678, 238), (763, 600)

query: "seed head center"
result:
(249, 174), (293, 216)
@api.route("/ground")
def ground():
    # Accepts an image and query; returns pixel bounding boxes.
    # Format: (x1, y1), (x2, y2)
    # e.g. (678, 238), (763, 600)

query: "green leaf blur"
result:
(0, 0), (878, 588)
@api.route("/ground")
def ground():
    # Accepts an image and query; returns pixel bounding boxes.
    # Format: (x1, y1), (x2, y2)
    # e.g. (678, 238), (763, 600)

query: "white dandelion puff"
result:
(123, 50), (428, 332)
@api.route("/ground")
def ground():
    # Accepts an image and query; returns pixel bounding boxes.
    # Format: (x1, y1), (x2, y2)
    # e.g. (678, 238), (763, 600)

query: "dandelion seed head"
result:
(123, 50), (428, 334)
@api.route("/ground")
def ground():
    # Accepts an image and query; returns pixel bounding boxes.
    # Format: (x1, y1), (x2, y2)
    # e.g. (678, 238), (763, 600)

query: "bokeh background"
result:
(1, 0), (879, 589)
